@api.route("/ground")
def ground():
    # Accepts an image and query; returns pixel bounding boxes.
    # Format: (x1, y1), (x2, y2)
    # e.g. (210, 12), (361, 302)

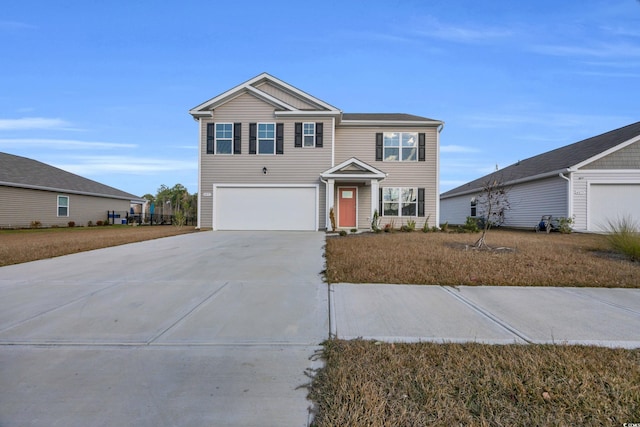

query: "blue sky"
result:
(1, 0), (639, 197)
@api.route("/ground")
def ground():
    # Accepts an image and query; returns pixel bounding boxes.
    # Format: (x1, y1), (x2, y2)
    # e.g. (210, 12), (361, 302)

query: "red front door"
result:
(338, 187), (357, 228)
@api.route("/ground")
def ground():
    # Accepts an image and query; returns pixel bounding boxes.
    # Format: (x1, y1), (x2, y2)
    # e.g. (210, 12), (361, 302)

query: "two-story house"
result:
(189, 73), (444, 231)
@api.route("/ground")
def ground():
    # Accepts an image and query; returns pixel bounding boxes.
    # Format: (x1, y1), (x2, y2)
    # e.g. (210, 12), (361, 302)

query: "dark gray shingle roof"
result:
(342, 113), (440, 122)
(0, 152), (142, 201)
(441, 121), (640, 198)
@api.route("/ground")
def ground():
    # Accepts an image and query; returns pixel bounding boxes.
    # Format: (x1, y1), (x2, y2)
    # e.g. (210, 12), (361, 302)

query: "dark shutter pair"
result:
(249, 123), (284, 155)
(205, 123), (241, 154)
(375, 133), (426, 161)
(294, 122), (323, 148)
(378, 187), (426, 217)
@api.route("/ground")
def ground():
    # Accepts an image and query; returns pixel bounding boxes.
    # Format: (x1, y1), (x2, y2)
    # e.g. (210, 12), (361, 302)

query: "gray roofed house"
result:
(0, 152), (145, 228)
(440, 121), (640, 232)
(189, 72), (444, 231)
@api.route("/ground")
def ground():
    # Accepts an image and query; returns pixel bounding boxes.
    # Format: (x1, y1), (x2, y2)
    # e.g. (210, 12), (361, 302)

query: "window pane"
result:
(383, 188), (399, 202)
(258, 123), (274, 138)
(402, 133), (417, 147)
(216, 123), (232, 139)
(303, 123), (315, 134)
(383, 203), (398, 216)
(217, 140), (232, 154)
(401, 202), (416, 216)
(303, 135), (315, 147)
(258, 139), (274, 154)
(58, 207), (67, 216)
(58, 196), (68, 207)
(402, 188), (416, 203)
(402, 147), (417, 161)
(384, 147), (399, 161)
(383, 133), (399, 147)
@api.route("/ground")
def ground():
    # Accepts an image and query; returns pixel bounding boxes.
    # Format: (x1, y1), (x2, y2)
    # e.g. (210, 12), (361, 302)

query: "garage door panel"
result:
(216, 187), (317, 231)
(589, 184), (640, 232)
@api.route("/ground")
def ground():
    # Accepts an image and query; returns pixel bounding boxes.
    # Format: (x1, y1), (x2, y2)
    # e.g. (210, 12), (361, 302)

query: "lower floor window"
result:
(382, 187), (417, 216)
(57, 195), (69, 217)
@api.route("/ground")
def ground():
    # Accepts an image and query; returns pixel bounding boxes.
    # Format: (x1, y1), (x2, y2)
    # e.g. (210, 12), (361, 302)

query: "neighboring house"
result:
(0, 152), (145, 228)
(189, 73), (444, 231)
(440, 121), (640, 232)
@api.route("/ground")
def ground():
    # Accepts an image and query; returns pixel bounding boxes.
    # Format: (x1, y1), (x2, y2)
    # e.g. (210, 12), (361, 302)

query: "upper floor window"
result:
(57, 195), (69, 217)
(303, 123), (315, 147)
(216, 123), (233, 154)
(258, 123), (275, 154)
(383, 132), (417, 161)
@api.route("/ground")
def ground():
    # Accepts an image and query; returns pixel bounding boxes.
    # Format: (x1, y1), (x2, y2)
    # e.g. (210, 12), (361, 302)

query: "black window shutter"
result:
(249, 123), (257, 154)
(379, 187), (383, 216)
(418, 188), (425, 217)
(206, 123), (215, 154)
(294, 122), (302, 147)
(375, 133), (383, 161)
(276, 123), (284, 154)
(315, 122), (323, 148)
(418, 133), (426, 161)
(233, 123), (242, 154)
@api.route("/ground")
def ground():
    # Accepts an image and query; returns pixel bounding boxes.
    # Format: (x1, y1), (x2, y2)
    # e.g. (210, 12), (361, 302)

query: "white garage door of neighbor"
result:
(589, 183), (640, 232)
(215, 186), (317, 231)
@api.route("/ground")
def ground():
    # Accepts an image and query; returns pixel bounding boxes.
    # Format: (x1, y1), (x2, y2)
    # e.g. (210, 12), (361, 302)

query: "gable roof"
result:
(321, 157), (387, 180)
(189, 72), (342, 118)
(441, 121), (640, 198)
(0, 152), (144, 201)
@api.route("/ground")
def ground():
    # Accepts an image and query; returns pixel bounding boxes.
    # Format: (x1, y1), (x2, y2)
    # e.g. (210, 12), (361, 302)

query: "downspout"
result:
(197, 117), (203, 229)
(435, 122), (444, 227)
(320, 177), (331, 231)
(559, 172), (572, 220)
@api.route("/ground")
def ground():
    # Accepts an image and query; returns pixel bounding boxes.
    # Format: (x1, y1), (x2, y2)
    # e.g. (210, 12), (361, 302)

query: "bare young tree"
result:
(474, 175), (510, 249)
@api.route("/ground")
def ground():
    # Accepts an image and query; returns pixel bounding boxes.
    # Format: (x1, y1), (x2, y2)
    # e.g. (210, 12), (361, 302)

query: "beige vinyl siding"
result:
(582, 141), (640, 169)
(0, 186), (130, 228)
(254, 82), (320, 110)
(334, 126), (439, 229)
(572, 170), (640, 231)
(199, 93), (332, 229)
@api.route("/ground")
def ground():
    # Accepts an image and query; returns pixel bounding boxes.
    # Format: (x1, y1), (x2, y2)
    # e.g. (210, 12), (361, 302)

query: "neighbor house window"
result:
(258, 123), (275, 154)
(215, 123), (233, 154)
(383, 132), (417, 161)
(470, 197), (477, 217)
(303, 123), (315, 147)
(57, 195), (69, 217)
(382, 187), (417, 216)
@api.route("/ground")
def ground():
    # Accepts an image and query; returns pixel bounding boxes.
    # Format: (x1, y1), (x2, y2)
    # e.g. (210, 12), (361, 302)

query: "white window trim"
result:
(215, 123), (233, 155)
(303, 122), (316, 148)
(382, 187), (418, 217)
(57, 195), (69, 217)
(257, 122), (276, 155)
(383, 132), (418, 162)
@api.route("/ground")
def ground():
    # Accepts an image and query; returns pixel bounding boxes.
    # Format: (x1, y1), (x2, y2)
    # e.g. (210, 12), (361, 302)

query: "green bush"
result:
(605, 217), (640, 261)
(463, 216), (480, 233)
(558, 217), (574, 234)
(339, 230), (347, 237)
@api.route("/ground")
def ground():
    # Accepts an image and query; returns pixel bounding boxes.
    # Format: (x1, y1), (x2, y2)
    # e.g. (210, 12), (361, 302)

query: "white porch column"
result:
(326, 179), (335, 230)
(370, 179), (379, 229)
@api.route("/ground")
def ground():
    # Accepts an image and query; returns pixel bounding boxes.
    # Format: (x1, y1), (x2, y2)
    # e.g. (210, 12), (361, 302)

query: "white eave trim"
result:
(321, 157), (387, 180)
(0, 181), (145, 203)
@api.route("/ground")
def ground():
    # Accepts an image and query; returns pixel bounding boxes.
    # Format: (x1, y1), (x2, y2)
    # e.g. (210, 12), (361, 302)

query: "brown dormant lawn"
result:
(309, 339), (640, 427)
(325, 229), (640, 287)
(0, 225), (197, 267)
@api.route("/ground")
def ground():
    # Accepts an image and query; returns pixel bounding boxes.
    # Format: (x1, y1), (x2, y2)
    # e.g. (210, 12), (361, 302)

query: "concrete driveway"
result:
(0, 231), (328, 427)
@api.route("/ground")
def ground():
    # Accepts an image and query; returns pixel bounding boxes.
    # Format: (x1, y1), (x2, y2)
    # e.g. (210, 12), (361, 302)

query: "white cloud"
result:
(441, 145), (480, 153)
(413, 17), (513, 43)
(0, 117), (77, 131)
(530, 41), (640, 58)
(0, 21), (36, 31)
(0, 138), (136, 150)
(54, 156), (197, 176)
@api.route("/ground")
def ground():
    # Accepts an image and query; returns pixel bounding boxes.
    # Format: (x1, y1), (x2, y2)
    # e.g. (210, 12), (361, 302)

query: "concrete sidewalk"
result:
(330, 284), (640, 348)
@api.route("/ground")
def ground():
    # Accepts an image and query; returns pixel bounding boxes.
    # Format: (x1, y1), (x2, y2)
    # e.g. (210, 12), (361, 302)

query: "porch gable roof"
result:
(320, 157), (387, 180)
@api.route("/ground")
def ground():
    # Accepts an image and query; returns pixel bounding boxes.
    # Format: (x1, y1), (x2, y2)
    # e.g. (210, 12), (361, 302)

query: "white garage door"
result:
(589, 183), (640, 232)
(215, 186), (317, 231)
